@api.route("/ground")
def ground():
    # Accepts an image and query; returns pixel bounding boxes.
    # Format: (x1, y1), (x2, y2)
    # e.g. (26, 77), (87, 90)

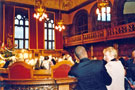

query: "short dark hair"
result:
(132, 49), (135, 52)
(44, 56), (49, 60)
(62, 53), (65, 56)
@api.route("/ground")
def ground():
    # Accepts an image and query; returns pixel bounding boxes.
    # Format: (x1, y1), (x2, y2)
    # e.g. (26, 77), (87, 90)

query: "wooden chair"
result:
(8, 61), (33, 79)
(51, 60), (73, 78)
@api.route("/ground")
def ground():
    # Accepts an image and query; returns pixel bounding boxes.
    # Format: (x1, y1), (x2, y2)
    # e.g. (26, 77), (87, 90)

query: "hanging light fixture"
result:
(96, 0), (109, 14)
(33, 0), (48, 21)
(55, 0), (65, 32)
(55, 20), (65, 31)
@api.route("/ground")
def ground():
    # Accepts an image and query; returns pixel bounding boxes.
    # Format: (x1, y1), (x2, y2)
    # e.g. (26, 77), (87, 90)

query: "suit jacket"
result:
(68, 58), (112, 90)
(126, 59), (135, 81)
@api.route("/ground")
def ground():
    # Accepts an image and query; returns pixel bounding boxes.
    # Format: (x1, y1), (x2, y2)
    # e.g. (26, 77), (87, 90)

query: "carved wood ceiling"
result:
(3, 0), (95, 11)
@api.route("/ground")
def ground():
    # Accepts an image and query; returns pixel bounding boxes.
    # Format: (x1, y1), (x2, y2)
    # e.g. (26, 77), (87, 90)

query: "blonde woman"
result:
(103, 47), (125, 90)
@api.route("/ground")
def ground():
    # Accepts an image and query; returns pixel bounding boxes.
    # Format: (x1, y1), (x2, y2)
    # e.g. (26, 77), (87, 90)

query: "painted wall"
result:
(124, 2), (135, 14)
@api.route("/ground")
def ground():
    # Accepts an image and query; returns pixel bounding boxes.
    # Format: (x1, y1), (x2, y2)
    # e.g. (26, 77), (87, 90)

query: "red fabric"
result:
(53, 64), (71, 78)
(0, 4), (3, 45)
(55, 30), (63, 49)
(5, 5), (14, 45)
(9, 65), (31, 79)
(30, 8), (37, 49)
(55, 12), (63, 49)
(38, 20), (44, 49)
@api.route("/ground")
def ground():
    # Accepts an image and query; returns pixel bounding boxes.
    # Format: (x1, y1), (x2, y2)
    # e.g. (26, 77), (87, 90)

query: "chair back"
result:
(8, 61), (33, 79)
(51, 60), (73, 78)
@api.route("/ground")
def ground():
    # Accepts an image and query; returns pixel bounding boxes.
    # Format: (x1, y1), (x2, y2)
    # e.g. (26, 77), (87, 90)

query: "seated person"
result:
(63, 54), (74, 64)
(40, 56), (53, 69)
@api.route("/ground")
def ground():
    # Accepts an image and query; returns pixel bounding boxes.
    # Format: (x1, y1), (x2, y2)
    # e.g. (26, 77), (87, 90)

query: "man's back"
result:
(69, 58), (112, 90)
(126, 59), (135, 81)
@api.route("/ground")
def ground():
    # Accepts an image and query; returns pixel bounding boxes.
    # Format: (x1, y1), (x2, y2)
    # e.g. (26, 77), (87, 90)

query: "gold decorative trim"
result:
(13, 6), (15, 47)
(51, 60), (73, 78)
(36, 19), (38, 49)
(28, 8), (30, 50)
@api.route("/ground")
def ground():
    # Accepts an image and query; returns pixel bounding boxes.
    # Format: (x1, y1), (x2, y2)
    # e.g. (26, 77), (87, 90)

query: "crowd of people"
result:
(34, 54), (74, 70)
(32, 45), (135, 90)
(68, 46), (135, 90)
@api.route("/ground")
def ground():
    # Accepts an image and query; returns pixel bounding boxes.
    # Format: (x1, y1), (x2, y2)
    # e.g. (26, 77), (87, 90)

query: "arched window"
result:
(90, 3), (111, 31)
(44, 13), (55, 50)
(123, 1), (135, 23)
(96, 7), (111, 21)
(14, 8), (29, 49)
(74, 10), (88, 35)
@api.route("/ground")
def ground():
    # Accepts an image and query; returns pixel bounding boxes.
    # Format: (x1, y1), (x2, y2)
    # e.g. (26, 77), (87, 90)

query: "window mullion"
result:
(18, 39), (19, 49)
(14, 13), (29, 49)
(51, 29), (53, 49)
(23, 18), (25, 49)
(47, 21), (49, 49)
(44, 14), (54, 50)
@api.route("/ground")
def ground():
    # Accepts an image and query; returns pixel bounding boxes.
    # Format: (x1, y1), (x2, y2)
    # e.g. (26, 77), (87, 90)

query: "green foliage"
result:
(3, 50), (15, 58)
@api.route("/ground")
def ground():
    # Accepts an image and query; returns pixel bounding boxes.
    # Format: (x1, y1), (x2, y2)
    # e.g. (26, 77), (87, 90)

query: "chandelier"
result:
(55, 20), (65, 31)
(55, 0), (65, 32)
(96, 0), (109, 14)
(33, 0), (48, 21)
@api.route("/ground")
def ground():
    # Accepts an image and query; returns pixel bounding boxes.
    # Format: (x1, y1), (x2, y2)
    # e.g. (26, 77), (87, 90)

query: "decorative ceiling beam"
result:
(2, 0), (91, 11)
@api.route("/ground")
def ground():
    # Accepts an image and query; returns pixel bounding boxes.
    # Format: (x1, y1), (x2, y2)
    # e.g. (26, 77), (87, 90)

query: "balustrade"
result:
(64, 22), (135, 46)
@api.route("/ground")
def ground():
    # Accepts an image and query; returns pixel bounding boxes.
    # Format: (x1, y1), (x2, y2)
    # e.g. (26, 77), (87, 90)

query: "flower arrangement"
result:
(0, 43), (16, 59)
(0, 42), (17, 68)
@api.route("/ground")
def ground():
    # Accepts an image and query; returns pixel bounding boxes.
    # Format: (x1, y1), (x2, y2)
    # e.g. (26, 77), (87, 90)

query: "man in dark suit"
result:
(68, 46), (112, 90)
(125, 49), (135, 89)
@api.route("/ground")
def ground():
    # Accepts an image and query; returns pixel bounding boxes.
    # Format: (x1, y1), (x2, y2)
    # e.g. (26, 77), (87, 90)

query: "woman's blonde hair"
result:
(103, 47), (118, 59)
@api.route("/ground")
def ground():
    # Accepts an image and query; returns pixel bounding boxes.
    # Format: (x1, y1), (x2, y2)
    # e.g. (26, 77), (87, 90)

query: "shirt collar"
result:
(111, 58), (117, 61)
(80, 58), (90, 63)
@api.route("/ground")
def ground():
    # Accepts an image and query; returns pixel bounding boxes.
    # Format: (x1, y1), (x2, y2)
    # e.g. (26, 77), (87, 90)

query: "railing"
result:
(83, 30), (106, 44)
(65, 35), (82, 46)
(64, 22), (135, 46)
(107, 22), (135, 40)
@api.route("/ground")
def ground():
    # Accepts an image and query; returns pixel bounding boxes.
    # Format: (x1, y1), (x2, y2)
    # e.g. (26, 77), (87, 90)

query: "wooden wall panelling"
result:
(93, 43), (111, 60)
(118, 39), (135, 58)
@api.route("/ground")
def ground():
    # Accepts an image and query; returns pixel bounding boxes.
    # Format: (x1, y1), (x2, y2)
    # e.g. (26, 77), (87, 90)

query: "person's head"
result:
(51, 58), (56, 65)
(103, 47), (118, 62)
(62, 53), (65, 57)
(44, 56), (49, 60)
(74, 46), (88, 60)
(132, 49), (135, 59)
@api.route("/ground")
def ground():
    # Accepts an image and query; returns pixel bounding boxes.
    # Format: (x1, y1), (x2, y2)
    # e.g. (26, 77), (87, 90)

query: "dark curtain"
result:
(55, 12), (63, 49)
(0, 3), (3, 46)
(30, 8), (37, 49)
(38, 20), (44, 49)
(55, 30), (63, 49)
(5, 5), (14, 46)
